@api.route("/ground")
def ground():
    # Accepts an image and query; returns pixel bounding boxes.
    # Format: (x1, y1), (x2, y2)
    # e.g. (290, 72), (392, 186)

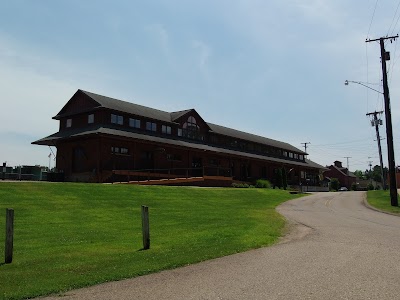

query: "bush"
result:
(231, 183), (250, 188)
(255, 179), (272, 189)
(351, 182), (357, 191)
(330, 178), (339, 191)
(375, 185), (381, 190)
(367, 183), (375, 190)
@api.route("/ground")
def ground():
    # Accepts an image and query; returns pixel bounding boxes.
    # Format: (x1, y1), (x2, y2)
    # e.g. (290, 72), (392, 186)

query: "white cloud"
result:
(192, 40), (212, 71)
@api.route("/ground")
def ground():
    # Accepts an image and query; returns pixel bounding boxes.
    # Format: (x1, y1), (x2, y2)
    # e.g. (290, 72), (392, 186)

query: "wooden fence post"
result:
(5, 208), (14, 264)
(141, 205), (150, 250)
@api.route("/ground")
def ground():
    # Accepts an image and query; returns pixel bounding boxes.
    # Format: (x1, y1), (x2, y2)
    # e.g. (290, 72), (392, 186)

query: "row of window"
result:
(283, 151), (304, 160)
(66, 113), (303, 162)
(66, 114), (95, 128)
(111, 146), (129, 155)
(210, 134), (304, 162)
(111, 114), (171, 135)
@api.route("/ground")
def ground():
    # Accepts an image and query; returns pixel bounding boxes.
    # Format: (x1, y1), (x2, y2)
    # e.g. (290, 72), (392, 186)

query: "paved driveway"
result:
(41, 192), (400, 299)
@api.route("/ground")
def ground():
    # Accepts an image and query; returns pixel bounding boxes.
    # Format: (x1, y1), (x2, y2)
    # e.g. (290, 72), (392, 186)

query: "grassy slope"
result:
(0, 182), (302, 300)
(367, 190), (400, 214)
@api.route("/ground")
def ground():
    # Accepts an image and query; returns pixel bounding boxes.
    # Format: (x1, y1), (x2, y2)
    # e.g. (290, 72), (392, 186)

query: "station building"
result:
(33, 89), (325, 186)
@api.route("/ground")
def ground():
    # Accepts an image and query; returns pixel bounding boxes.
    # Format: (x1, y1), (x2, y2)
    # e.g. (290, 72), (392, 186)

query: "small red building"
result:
(323, 161), (357, 189)
(33, 89), (325, 185)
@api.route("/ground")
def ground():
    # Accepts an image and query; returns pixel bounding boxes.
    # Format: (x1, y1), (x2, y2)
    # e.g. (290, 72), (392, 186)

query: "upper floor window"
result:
(288, 152), (294, 158)
(162, 125), (171, 134)
(299, 155), (304, 161)
(111, 146), (129, 155)
(146, 122), (157, 132)
(88, 114), (94, 124)
(181, 116), (201, 140)
(178, 128), (182, 136)
(129, 118), (141, 129)
(283, 151), (288, 157)
(66, 119), (72, 128)
(111, 114), (123, 125)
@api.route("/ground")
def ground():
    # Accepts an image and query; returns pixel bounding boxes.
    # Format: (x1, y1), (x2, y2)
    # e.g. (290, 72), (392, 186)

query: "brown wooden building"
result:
(323, 161), (357, 189)
(33, 89), (325, 185)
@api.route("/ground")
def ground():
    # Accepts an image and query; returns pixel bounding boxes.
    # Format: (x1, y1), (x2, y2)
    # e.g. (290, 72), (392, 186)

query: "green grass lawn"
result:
(367, 190), (400, 214)
(0, 182), (303, 300)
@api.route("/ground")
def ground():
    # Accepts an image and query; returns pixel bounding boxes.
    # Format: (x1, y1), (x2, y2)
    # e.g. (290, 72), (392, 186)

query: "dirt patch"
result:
(278, 219), (313, 245)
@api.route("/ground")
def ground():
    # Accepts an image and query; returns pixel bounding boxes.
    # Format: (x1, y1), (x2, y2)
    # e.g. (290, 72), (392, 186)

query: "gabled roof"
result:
(305, 159), (329, 171)
(55, 90), (174, 123)
(170, 109), (193, 121)
(52, 89), (307, 154)
(207, 123), (306, 154)
(326, 165), (357, 178)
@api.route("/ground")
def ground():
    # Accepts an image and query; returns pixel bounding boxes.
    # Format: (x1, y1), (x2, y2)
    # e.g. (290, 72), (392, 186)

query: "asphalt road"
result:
(41, 192), (400, 300)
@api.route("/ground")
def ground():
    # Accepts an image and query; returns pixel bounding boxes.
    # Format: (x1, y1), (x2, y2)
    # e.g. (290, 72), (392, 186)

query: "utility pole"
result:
(366, 111), (386, 189)
(344, 156), (351, 170)
(301, 142), (310, 155)
(368, 159), (373, 184)
(366, 35), (398, 206)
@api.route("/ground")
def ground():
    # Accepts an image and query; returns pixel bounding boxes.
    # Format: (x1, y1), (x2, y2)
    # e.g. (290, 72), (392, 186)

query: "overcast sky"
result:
(1, 0), (400, 171)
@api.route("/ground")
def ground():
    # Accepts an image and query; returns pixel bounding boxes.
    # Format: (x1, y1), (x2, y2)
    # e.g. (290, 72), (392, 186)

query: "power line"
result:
(387, 0), (400, 36)
(311, 138), (372, 147)
(367, 0), (380, 38)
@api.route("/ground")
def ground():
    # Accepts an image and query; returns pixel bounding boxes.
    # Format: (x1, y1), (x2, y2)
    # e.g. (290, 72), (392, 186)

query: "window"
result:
(88, 114), (94, 124)
(178, 128), (182, 136)
(289, 152), (294, 158)
(299, 155), (304, 161)
(162, 125), (171, 134)
(181, 116), (201, 140)
(66, 119), (72, 128)
(129, 118), (141, 128)
(283, 151), (288, 157)
(111, 147), (129, 155)
(146, 122), (157, 132)
(111, 114), (123, 125)
(294, 153), (299, 159)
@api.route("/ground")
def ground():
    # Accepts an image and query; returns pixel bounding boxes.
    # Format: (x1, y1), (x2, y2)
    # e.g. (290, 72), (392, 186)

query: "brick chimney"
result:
(334, 161), (343, 168)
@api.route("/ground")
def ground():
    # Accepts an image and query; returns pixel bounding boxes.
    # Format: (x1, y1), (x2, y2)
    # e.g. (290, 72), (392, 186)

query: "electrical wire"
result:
(387, 0), (400, 36)
(367, 0), (380, 39)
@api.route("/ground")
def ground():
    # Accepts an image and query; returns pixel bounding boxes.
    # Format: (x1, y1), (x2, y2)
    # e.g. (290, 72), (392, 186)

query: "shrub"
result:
(375, 185), (381, 190)
(330, 178), (339, 191)
(367, 183), (375, 190)
(255, 179), (272, 189)
(351, 182), (357, 191)
(282, 168), (288, 190)
(275, 169), (283, 189)
(231, 183), (250, 188)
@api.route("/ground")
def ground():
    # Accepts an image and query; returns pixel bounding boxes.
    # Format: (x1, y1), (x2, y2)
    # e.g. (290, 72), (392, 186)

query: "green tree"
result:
(353, 170), (364, 179)
(330, 178), (339, 191)
(275, 169), (283, 189)
(282, 168), (288, 190)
